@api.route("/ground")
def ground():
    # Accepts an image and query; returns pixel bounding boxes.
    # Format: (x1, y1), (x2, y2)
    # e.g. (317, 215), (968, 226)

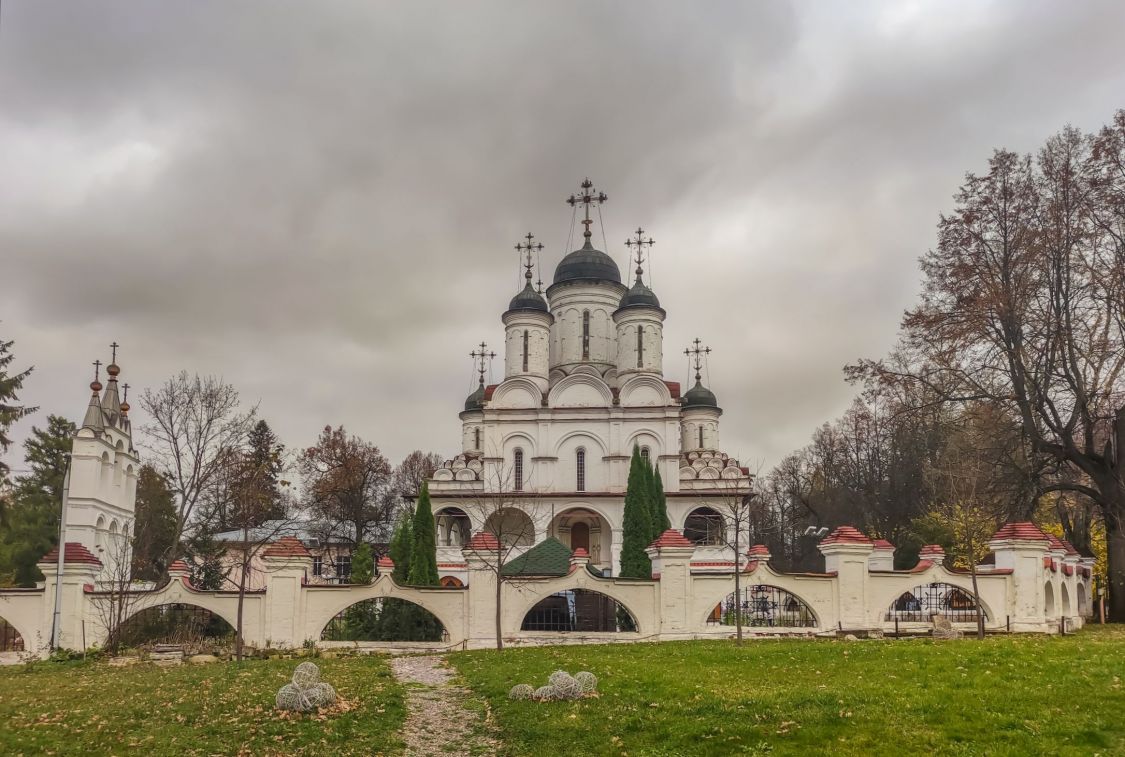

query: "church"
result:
(428, 179), (752, 584)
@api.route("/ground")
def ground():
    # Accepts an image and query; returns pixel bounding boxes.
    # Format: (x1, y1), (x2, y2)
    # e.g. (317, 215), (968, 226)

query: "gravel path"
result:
(389, 655), (498, 756)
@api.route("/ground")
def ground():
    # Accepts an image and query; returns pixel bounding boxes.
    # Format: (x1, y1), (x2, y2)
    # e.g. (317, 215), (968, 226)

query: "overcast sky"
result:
(3, 1), (1124, 476)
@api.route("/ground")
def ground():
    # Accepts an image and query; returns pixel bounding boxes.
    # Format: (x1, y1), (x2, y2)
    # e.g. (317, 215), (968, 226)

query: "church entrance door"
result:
(570, 522), (590, 553)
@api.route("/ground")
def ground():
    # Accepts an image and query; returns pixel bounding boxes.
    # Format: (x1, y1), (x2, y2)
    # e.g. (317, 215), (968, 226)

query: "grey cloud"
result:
(2, 1), (1124, 473)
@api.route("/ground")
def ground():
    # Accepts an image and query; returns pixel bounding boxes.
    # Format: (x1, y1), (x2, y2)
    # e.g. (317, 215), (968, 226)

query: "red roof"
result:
(1059, 539), (1080, 556)
(39, 542), (103, 567)
(664, 381), (681, 399)
(262, 536), (311, 558)
(1045, 533), (1067, 552)
(919, 544), (946, 557)
(990, 522), (1049, 542)
(872, 539), (895, 551)
(168, 560), (191, 573)
(377, 556), (395, 569)
(747, 544), (771, 557)
(648, 529), (695, 549)
(466, 531), (500, 551)
(571, 547), (589, 559)
(483, 384), (498, 401)
(819, 526), (873, 546)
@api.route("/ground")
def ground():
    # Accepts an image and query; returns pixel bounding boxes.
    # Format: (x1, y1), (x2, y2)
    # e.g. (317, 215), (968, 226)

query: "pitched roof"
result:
(872, 539), (895, 551)
(466, 531), (500, 551)
(262, 536), (311, 559)
(819, 526), (873, 546)
(39, 542), (103, 567)
(502, 537), (571, 577)
(168, 560), (191, 573)
(747, 544), (771, 557)
(919, 544), (946, 558)
(990, 522), (1049, 542)
(648, 529), (694, 549)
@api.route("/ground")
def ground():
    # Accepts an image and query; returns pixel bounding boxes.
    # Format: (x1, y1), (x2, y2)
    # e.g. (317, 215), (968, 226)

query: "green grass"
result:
(450, 627), (1125, 756)
(0, 655), (406, 756)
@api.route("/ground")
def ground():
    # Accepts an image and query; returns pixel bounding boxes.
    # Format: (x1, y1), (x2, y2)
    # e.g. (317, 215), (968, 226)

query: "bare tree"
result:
(140, 372), (256, 565)
(88, 523), (147, 653)
(702, 475), (757, 645)
(467, 462), (544, 651)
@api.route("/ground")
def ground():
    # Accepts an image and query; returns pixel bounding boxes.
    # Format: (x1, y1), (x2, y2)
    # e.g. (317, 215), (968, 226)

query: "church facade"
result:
(429, 180), (750, 583)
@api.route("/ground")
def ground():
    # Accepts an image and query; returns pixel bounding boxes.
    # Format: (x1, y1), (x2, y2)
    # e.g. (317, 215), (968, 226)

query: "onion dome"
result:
(682, 379), (718, 409)
(618, 279), (661, 310)
(464, 383), (486, 412)
(552, 239), (622, 286)
(507, 281), (548, 313)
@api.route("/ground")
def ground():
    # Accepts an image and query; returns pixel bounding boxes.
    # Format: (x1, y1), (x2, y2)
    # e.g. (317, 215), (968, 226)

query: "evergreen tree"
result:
(387, 511), (413, 582)
(0, 334), (36, 485)
(620, 446), (653, 578)
(246, 420), (286, 522)
(407, 483), (438, 586)
(184, 530), (227, 590)
(0, 416), (74, 586)
(350, 542), (374, 584)
(131, 465), (178, 581)
(652, 466), (670, 533)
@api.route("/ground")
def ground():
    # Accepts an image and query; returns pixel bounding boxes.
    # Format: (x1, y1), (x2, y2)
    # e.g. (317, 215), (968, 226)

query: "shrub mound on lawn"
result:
(509, 670), (599, 702)
(276, 661), (338, 712)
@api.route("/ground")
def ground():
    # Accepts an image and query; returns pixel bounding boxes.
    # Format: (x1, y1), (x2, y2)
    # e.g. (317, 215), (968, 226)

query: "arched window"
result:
(582, 310), (590, 360)
(522, 330), (529, 372)
(513, 448), (524, 491)
(576, 448), (586, 492)
(636, 326), (644, 368)
(640, 446), (650, 465)
(473, 428), (481, 449)
(684, 507), (725, 545)
(698, 426), (705, 450)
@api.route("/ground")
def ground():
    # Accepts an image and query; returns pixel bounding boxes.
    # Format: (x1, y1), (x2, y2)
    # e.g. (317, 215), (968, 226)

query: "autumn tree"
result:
(300, 426), (394, 570)
(850, 114), (1125, 618)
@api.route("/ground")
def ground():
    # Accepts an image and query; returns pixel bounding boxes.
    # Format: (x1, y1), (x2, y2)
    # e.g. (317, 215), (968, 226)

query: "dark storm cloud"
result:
(3, 1), (1124, 473)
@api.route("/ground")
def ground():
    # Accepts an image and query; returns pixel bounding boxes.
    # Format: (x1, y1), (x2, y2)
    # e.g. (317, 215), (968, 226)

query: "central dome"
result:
(552, 239), (622, 286)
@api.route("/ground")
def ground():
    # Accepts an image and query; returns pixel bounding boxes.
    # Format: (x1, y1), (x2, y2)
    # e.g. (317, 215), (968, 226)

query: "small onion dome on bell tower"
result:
(464, 383), (486, 412)
(508, 233), (550, 313)
(463, 342), (494, 412)
(618, 279), (661, 310)
(682, 379), (719, 410)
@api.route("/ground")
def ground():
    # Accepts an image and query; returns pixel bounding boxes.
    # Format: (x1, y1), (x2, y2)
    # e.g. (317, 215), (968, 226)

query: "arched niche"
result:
(683, 507), (725, 546)
(320, 598), (446, 642)
(707, 584), (819, 628)
(484, 508), (535, 548)
(434, 507), (471, 547)
(116, 603), (236, 648)
(884, 583), (988, 623)
(548, 373), (613, 408)
(490, 378), (542, 409)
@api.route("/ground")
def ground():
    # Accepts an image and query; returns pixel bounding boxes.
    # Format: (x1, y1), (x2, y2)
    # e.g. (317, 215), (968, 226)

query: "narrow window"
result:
(699, 426), (705, 449)
(576, 448), (586, 492)
(582, 310), (590, 360)
(637, 326), (644, 368)
(640, 446), (650, 465)
(473, 427), (481, 449)
(514, 448), (524, 491)
(522, 330), (529, 372)
(312, 556), (323, 576)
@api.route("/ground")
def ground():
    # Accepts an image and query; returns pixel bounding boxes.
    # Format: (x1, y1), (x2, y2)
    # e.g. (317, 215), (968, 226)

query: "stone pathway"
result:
(388, 655), (498, 756)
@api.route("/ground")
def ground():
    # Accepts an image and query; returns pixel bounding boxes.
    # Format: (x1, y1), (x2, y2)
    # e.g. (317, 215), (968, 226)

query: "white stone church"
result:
(428, 179), (749, 584)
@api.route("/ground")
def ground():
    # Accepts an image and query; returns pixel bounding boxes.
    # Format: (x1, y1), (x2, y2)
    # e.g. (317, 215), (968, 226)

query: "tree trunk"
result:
(1104, 509), (1125, 623)
(495, 545), (503, 651)
(969, 561), (984, 640)
(236, 535), (248, 662)
(733, 511), (743, 646)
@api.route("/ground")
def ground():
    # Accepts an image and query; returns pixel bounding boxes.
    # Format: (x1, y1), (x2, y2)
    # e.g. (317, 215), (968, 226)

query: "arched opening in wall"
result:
(435, 507), (471, 547)
(1078, 583), (1089, 616)
(0, 617), (25, 652)
(473, 427), (481, 450)
(117, 604), (235, 648)
(1045, 583), (1055, 618)
(440, 576), (464, 588)
(1061, 583), (1071, 616)
(549, 508), (611, 569)
(95, 515), (106, 554)
(100, 452), (110, 481)
(521, 589), (638, 632)
(684, 507), (725, 546)
(484, 508), (535, 548)
(708, 585), (818, 628)
(884, 583), (986, 623)
(575, 448), (586, 492)
(320, 598), (447, 642)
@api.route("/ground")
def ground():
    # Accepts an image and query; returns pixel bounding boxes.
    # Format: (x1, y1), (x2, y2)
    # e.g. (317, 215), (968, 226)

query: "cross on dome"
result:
(470, 342), (496, 388)
(566, 178), (607, 241)
(624, 226), (655, 283)
(685, 338), (711, 383)
(515, 232), (543, 285)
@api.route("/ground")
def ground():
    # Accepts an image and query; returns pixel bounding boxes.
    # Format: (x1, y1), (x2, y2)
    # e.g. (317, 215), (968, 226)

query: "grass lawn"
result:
(451, 626), (1125, 756)
(0, 654), (406, 756)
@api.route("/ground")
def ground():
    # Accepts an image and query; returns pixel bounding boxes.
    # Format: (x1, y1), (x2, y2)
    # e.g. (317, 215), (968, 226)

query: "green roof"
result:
(502, 537), (572, 577)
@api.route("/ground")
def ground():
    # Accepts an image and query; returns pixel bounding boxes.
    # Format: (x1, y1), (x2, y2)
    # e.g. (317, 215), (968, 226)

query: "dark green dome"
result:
(464, 384), (485, 412)
(507, 281), (548, 313)
(552, 239), (622, 286)
(618, 280), (661, 310)
(682, 380), (719, 409)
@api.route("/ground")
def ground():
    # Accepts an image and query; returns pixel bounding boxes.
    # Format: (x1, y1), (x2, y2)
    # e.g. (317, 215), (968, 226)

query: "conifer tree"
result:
(407, 482), (438, 586)
(652, 466), (670, 533)
(620, 446), (652, 578)
(350, 542), (374, 584)
(387, 511), (413, 582)
(0, 335), (35, 485)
